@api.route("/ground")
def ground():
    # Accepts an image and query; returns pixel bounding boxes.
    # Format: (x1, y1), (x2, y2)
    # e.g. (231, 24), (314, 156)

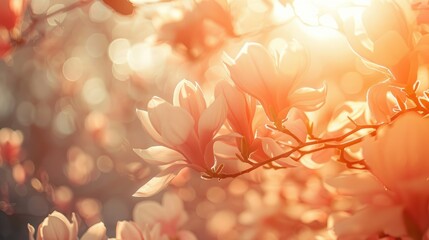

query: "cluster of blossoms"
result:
(28, 192), (196, 240)
(0, 0), (429, 239)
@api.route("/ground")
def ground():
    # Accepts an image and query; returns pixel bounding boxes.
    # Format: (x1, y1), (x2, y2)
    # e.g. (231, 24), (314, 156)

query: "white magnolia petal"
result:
(198, 96), (226, 145)
(133, 146), (185, 165)
(133, 164), (187, 197)
(81, 222), (107, 240)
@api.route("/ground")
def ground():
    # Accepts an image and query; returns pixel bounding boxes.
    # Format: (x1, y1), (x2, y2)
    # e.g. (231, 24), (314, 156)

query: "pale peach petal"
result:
(134, 147), (186, 165)
(176, 230), (198, 240)
(133, 202), (166, 226)
(372, 31), (410, 67)
(133, 164), (187, 197)
(364, 112), (429, 190)
(198, 96), (226, 146)
(215, 81), (255, 144)
(367, 81), (406, 123)
(333, 205), (406, 238)
(260, 137), (300, 167)
(28, 224), (35, 240)
(287, 84), (327, 112)
(227, 42), (277, 108)
(116, 221), (144, 240)
(282, 109), (308, 142)
(148, 97), (195, 146)
(81, 222), (107, 240)
(326, 171), (386, 196)
(70, 213), (78, 240)
(136, 109), (170, 147)
(40, 211), (73, 240)
(173, 80), (206, 123)
(143, 223), (168, 240)
(162, 192), (188, 227)
(278, 40), (308, 94)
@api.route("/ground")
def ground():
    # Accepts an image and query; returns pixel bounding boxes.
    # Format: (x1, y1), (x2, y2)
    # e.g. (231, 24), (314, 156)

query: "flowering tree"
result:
(1, 0), (429, 239)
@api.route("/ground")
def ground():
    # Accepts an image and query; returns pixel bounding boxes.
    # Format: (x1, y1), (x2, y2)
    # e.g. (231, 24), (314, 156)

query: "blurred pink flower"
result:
(0, 0), (27, 30)
(133, 192), (196, 240)
(0, 38), (12, 58)
(116, 221), (162, 240)
(134, 79), (226, 197)
(81, 222), (107, 240)
(226, 42), (326, 125)
(328, 112), (429, 238)
(0, 128), (23, 166)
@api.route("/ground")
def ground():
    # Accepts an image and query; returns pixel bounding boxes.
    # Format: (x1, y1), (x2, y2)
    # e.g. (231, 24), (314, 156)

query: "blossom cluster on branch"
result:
(1, 0), (429, 239)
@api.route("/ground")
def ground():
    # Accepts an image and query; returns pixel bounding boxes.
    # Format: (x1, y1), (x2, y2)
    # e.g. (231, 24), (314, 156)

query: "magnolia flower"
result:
(226, 42), (326, 125)
(215, 81), (257, 158)
(328, 112), (429, 238)
(134, 79), (226, 197)
(0, 0), (27, 30)
(366, 81), (407, 123)
(133, 192), (196, 240)
(28, 211), (106, 240)
(29, 211), (77, 240)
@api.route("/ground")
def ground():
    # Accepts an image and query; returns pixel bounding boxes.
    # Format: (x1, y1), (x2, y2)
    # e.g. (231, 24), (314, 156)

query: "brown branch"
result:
(13, 0), (94, 46)
(204, 94), (427, 179)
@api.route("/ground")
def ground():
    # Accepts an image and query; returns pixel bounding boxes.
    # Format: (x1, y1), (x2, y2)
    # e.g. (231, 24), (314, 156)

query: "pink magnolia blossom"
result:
(134, 79), (226, 197)
(328, 112), (429, 238)
(226, 42), (326, 125)
(215, 81), (257, 158)
(0, 0), (27, 30)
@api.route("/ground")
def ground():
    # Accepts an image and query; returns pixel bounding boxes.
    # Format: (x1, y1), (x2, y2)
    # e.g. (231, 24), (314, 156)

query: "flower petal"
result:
(227, 43), (277, 107)
(173, 80), (207, 123)
(133, 202), (165, 226)
(288, 84), (327, 112)
(198, 96), (226, 146)
(133, 164), (187, 197)
(148, 97), (195, 146)
(136, 109), (170, 147)
(81, 222), (107, 240)
(134, 146), (186, 165)
(116, 221), (144, 240)
(28, 224), (35, 240)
